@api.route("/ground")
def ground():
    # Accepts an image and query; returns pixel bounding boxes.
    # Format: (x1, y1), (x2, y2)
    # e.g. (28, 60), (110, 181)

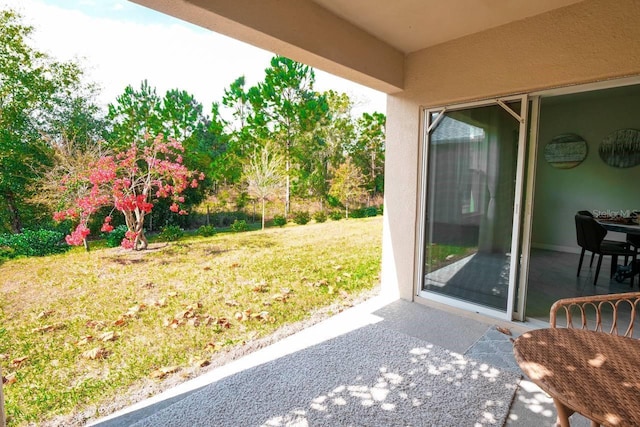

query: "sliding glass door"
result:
(418, 97), (528, 319)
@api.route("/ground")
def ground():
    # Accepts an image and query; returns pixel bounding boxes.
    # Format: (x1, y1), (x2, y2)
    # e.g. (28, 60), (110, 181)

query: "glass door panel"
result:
(421, 101), (523, 313)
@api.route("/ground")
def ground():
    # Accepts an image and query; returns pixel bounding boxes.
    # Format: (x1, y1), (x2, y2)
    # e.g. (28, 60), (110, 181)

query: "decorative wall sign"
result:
(543, 133), (588, 169)
(599, 129), (640, 168)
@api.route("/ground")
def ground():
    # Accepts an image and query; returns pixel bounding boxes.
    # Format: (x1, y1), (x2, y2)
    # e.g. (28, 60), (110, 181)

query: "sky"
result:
(1, 0), (386, 117)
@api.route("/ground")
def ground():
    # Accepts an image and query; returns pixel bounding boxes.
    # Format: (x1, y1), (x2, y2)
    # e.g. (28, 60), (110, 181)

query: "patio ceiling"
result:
(311, 0), (584, 53)
(131, 0), (585, 92)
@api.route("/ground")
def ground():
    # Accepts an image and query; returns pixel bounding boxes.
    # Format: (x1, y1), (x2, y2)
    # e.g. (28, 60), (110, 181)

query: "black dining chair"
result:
(575, 214), (637, 286)
(576, 210), (629, 268)
(628, 234), (640, 256)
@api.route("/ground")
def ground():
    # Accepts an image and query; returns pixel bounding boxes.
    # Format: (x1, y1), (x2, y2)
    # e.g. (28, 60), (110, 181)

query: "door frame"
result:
(415, 95), (529, 320)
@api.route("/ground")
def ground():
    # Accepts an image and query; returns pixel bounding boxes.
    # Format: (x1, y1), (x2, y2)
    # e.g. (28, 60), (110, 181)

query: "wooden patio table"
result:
(513, 328), (640, 427)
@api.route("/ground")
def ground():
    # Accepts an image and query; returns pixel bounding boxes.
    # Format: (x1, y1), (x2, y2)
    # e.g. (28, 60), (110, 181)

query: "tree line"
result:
(0, 9), (385, 236)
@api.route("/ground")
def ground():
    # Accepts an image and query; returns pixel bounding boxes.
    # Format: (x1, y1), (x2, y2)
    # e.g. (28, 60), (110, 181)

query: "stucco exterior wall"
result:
(382, 0), (640, 300)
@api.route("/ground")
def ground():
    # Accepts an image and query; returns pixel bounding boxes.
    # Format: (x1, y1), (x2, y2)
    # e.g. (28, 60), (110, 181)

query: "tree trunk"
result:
(285, 135), (291, 217)
(5, 192), (22, 233)
(285, 158), (290, 217)
(134, 213), (148, 250)
(261, 198), (266, 230)
(83, 238), (90, 252)
(136, 232), (148, 250)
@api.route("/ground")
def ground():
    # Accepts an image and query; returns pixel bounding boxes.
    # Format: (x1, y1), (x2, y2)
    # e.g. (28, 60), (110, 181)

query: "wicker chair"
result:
(550, 292), (640, 337)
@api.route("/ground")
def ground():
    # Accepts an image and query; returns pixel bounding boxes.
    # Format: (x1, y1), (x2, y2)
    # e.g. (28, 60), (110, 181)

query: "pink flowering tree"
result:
(54, 134), (204, 250)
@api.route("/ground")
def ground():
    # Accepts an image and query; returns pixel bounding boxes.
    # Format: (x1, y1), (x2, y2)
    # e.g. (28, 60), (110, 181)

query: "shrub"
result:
(230, 219), (248, 232)
(364, 206), (378, 217)
(158, 225), (184, 242)
(0, 229), (68, 257)
(292, 211), (310, 225)
(350, 208), (366, 218)
(105, 225), (128, 248)
(272, 215), (287, 227)
(329, 211), (343, 221)
(197, 225), (216, 237)
(377, 205), (384, 215)
(313, 211), (327, 223)
(211, 211), (248, 227)
(0, 245), (14, 259)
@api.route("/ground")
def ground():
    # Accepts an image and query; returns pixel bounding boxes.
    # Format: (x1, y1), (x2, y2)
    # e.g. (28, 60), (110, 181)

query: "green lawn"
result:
(0, 217), (382, 426)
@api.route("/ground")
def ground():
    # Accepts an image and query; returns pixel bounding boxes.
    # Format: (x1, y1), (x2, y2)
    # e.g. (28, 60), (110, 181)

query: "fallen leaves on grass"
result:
(113, 317), (127, 327)
(12, 356), (28, 367)
(86, 320), (107, 330)
(81, 347), (109, 360)
(192, 358), (210, 368)
(3, 373), (16, 386)
(153, 297), (167, 307)
(270, 288), (293, 303)
(99, 331), (119, 342)
(124, 304), (146, 318)
(234, 310), (275, 323)
(76, 335), (93, 346)
(150, 366), (179, 379)
(36, 310), (55, 319)
(163, 303), (229, 329)
(311, 279), (329, 287)
(32, 322), (65, 333)
(252, 282), (269, 293)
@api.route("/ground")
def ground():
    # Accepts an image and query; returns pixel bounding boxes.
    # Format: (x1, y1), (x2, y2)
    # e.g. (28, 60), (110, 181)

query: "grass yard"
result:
(0, 217), (382, 426)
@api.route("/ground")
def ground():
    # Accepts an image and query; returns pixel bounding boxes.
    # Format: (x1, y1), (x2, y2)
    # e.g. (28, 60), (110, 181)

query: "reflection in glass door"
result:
(420, 99), (526, 315)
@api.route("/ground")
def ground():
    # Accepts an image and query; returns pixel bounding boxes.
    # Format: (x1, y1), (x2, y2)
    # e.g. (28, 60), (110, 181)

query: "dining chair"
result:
(575, 210), (629, 268)
(574, 214), (637, 286)
(628, 234), (640, 255)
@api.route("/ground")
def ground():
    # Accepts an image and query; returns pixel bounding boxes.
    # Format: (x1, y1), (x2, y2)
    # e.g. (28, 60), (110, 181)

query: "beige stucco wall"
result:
(382, 0), (640, 300)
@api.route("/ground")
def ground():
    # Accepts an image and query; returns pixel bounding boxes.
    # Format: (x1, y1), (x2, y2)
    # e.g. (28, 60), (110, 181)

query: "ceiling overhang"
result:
(131, 0), (585, 93)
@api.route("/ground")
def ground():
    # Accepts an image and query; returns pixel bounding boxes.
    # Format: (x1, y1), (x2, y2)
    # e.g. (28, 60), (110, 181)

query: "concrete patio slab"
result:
(91, 295), (592, 426)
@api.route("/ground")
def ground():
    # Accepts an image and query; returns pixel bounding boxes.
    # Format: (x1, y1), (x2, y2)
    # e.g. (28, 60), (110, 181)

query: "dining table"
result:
(513, 327), (640, 427)
(596, 218), (640, 236)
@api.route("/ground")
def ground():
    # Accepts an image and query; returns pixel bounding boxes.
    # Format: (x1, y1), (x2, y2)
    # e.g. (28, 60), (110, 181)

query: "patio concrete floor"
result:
(91, 295), (592, 426)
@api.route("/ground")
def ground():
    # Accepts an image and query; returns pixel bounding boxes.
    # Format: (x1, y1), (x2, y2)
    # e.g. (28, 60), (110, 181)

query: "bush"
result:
(230, 219), (248, 232)
(197, 225), (216, 237)
(292, 211), (310, 225)
(211, 211), (248, 228)
(313, 211), (327, 223)
(158, 225), (184, 242)
(272, 215), (287, 227)
(364, 206), (378, 217)
(105, 225), (128, 248)
(350, 208), (366, 218)
(377, 205), (384, 215)
(329, 211), (343, 221)
(0, 229), (68, 258)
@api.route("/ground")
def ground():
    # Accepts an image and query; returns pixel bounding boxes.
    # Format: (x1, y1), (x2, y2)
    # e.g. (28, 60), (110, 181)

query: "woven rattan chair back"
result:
(550, 292), (640, 338)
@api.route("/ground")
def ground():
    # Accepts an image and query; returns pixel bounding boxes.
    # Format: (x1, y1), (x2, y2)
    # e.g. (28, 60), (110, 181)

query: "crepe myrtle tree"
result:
(54, 134), (204, 250)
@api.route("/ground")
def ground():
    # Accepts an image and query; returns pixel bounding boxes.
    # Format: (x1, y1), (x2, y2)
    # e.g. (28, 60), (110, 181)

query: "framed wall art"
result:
(599, 128), (640, 168)
(544, 133), (588, 169)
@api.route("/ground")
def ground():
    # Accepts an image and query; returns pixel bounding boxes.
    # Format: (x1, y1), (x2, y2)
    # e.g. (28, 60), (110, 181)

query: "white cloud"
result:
(1, 0), (386, 115)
